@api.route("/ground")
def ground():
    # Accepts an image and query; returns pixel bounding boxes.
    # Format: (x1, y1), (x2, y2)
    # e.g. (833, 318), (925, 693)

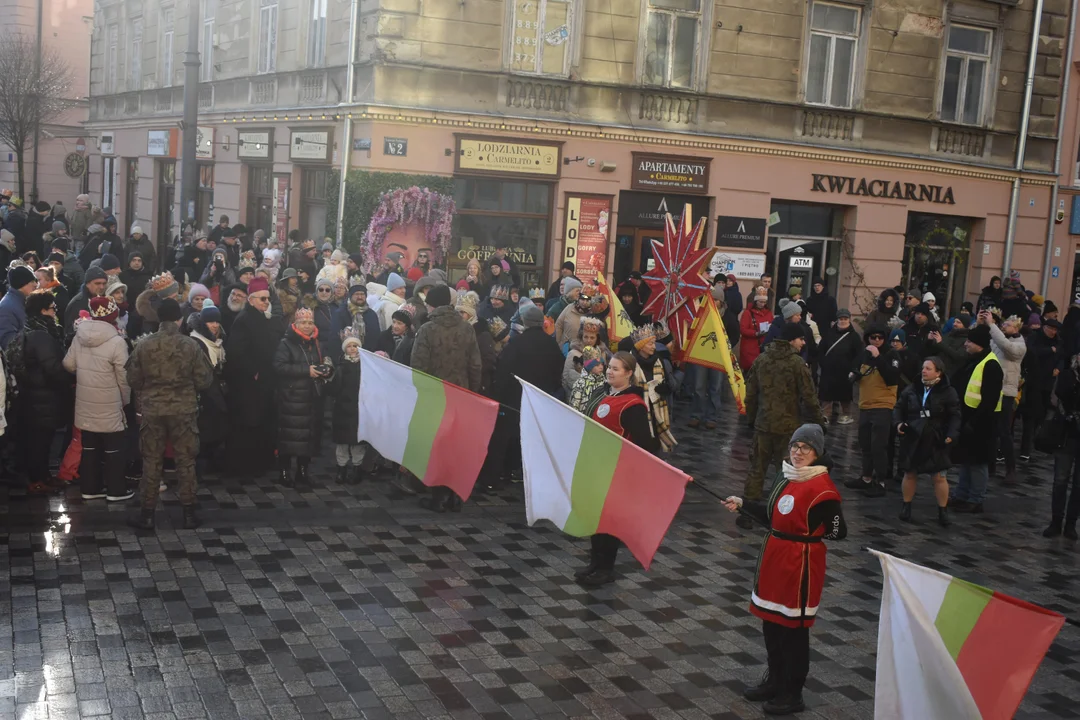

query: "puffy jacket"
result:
(988, 323), (1027, 397)
(0, 290), (27, 349)
(20, 318), (74, 429)
(739, 305), (774, 369)
(273, 326), (327, 457)
(126, 322), (214, 417)
(376, 291), (406, 331)
(62, 320), (131, 433)
(411, 305), (482, 392)
(893, 377), (962, 474)
(331, 358), (361, 445)
(553, 304), (586, 349)
(312, 301), (337, 361)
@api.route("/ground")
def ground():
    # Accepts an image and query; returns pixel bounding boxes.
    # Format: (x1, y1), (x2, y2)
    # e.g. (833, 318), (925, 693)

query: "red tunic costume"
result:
(749, 470), (841, 629)
(592, 392), (646, 438)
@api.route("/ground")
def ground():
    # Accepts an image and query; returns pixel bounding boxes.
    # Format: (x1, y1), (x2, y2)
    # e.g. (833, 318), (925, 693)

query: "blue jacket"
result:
(0, 289), (27, 349)
(333, 303), (381, 352)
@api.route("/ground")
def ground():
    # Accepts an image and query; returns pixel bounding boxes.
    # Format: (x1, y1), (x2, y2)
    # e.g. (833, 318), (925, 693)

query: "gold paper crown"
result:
(294, 307), (314, 322)
(630, 325), (656, 345)
(150, 271), (176, 293)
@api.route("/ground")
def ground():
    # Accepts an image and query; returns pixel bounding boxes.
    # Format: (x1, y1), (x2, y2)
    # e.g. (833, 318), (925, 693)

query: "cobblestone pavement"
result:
(2, 400), (1079, 720)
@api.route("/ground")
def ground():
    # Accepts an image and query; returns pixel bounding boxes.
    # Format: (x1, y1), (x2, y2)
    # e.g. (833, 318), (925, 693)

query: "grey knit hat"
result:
(789, 423), (825, 457)
(782, 301), (802, 320)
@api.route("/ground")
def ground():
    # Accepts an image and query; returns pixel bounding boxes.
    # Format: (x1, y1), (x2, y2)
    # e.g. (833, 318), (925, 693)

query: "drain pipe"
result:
(335, 0), (360, 247)
(1002, 0), (1045, 278)
(1042, 0), (1078, 297)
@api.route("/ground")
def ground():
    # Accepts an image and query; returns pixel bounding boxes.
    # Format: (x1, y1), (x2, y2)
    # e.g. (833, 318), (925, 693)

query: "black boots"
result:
(1065, 523), (1079, 540)
(336, 466), (348, 484)
(182, 506), (201, 530)
(899, 502), (912, 522)
(763, 692), (805, 716)
(349, 466), (363, 485)
(743, 671), (779, 702)
(295, 463), (310, 488)
(127, 508), (155, 531)
(938, 506), (950, 527)
(1044, 519), (1063, 537)
(735, 514), (754, 530)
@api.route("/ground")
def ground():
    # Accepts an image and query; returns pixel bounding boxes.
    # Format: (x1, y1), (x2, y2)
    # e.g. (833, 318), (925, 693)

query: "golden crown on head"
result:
(149, 271), (176, 292)
(630, 324), (656, 345)
(294, 307), (314, 322)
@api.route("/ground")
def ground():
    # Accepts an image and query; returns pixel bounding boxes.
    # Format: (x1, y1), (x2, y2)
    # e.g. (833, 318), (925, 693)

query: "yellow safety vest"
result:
(964, 353), (1003, 411)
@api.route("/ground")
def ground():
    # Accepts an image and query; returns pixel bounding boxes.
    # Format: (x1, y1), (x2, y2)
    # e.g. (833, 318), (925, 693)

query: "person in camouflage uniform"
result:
(739, 322), (825, 529)
(125, 298), (214, 530)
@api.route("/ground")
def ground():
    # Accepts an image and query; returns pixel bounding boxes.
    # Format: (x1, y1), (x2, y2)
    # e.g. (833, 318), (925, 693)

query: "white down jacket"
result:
(63, 320), (131, 433)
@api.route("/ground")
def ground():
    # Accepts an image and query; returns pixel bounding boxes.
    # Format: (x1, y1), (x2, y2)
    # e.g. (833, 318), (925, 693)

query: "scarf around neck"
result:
(782, 461), (828, 483)
(922, 376), (941, 388)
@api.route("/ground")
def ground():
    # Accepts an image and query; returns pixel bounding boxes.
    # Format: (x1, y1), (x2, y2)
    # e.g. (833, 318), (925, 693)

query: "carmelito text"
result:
(810, 174), (956, 205)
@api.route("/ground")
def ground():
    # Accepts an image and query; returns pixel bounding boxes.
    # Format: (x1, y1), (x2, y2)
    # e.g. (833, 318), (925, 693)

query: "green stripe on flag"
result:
(935, 578), (993, 661)
(562, 419), (622, 536)
(402, 371), (447, 480)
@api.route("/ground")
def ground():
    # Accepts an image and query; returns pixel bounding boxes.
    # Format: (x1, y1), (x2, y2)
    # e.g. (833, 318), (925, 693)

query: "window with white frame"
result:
(160, 8), (175, 86)
(940, 24), (992, 125)
(106, 24), (118, 93)
(509, 0), (572, 76)
(201, 0), (216, 82)
(308, 0), (327, 67)
(805, 2), (859, 108)
(259, 0), (278, 74)
(129, 19), (142, 90)
(643, 0), (700, 89)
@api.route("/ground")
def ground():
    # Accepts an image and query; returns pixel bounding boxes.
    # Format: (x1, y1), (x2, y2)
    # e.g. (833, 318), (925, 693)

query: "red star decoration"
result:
(642, 205), (714, 354)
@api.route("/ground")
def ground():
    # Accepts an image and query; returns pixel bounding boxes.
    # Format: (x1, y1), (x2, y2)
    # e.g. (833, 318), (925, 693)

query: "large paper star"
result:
(642, 205), (714, 353)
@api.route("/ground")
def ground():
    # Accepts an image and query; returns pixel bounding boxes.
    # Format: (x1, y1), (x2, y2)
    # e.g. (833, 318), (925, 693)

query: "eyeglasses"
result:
(790, 443), (815, 454)
(869, 335), (884, 341)
(250, 295), (270, 303)
(317, 288), (332, 294)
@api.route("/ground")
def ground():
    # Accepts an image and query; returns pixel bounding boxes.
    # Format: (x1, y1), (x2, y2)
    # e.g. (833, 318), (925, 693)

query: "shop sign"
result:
(100, 132), (115, 156)
(290, 130), (332, 162)
(631, 153), (710, 195)
(147, 129), (176, 157)
(456, 136), (561, 177)
(63, 153), (87, 179)
(716, 216), (767, 250)
(383, 138), (407, 156)
(709, 251), (765, 280)
(195, 126), (214, 159)
(562, 194), (612, 285)
(274, 176), (289, 245)
(811, 173), (956, 205)
(790, 256), (813, 269)
(456, 245), (537, 265)
(238, 130), (272, 159)
(618, 191), (710, 229)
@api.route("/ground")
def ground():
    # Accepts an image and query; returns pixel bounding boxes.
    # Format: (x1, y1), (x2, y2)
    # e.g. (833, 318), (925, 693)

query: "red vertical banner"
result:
(274, 176), (289, 245)
(562, 194), (611, 286)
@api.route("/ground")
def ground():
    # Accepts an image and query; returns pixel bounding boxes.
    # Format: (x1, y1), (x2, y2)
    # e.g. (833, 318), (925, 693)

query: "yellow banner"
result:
(683, 295), (746, 414)
(458, 138), (560, 176)
(595, 271), (635, 344)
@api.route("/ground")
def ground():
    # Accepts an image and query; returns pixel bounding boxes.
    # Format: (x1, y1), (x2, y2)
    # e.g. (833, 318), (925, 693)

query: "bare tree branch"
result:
(0, 32), (75, 198)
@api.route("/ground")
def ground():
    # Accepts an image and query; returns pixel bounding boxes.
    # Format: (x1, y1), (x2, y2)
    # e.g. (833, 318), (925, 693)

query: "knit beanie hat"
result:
(158, 298), (183, 323)
(386, 272), (406, 292)
(889, 328), (906, 345)
(200, 303), (222, 323)
(561, 277), (583, 297)
(789, 423), (825, 457)
(781, 323), (804, 341)
(247, 276), (270, 295)
(88, 296), (119, 325)
(84, 266), (108, 286)
(521, 304), (544, 329)
(188, 283), (211, 303)
(7, 265), (35, 291)
(788, 285), (802, 299)
(47, 252), (65, 266)
(782, 301), (802, 320)
(392, 307), (416, 328)
(968, 324), (991, 349)
(426, 284), (452, 308)
(52, 221), (66, 233)
(456, 291), (481, 324)
(99, 254), (121, 272)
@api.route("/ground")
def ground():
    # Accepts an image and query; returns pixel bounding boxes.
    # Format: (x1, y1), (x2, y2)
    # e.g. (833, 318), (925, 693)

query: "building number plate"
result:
(384, 138), (408, 156)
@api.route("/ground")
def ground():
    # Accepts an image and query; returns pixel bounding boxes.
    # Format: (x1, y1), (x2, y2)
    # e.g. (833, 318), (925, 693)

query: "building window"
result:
(129, 19), (142, 91)
(259, 0), (278, 74)
(301, 168), (330, 240)
(160, 8), (175, 86)
(106, 25), (118, 93)
(940, 24), (992, 125)
(805, 2), (859, 108)
(643, 0), (700, 89)
(509, 0), (572, 76)
(308, 0), (327, 67)
(197, 164), (215, 230)
(201, 0), (216, 82)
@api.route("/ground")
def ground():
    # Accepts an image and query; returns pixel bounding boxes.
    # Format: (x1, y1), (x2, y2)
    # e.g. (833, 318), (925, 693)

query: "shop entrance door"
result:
(1071, 250), (1080, 306)
(775, 238), (824, 300)
(156, 160), (176, 261)
(613, 228), (665, 278)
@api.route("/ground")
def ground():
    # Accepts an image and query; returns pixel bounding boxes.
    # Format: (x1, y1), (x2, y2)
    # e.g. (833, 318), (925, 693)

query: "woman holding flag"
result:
(722, 424), (846, 716)
(576, 351), (659, 587)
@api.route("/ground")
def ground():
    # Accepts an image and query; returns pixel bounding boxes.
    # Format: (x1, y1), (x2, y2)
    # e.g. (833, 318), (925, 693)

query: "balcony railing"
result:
(505, 79), (571, 113)
(299, 73), (327, 103)
(250, 78), (277, 105)
(638, 91), (698, 125)
(933, 126), (987, 158)
(799, 109), (856, 141)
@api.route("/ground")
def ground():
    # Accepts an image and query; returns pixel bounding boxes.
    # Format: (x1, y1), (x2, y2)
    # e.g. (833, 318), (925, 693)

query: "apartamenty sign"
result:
(238, 130), (272, 159)
(456, 136), (561, 177)
(811, 173), (956, 205)
(631, 153), (711, 195)
(290, 129), (332, 162)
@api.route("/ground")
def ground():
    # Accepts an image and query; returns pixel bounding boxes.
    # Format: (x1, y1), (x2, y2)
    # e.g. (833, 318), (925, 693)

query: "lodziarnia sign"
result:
(811, 174), (956, 205)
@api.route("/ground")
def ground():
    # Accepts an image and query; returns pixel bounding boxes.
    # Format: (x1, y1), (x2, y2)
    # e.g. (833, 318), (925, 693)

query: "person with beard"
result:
(949, 324), (1004, 514)
(121, 252), (153, 300)
(219, 284), (247, 334)
(189, 304), (229, 479)
(63, 266), (109, 343)
(16, 291), (73, 494)
(740, 288), (774, 370)
(273, 307), (332, 488)
(312, 278), (340, 362)
(987, 312), (1026, 483)
(124, 226), (156, 271)
(455, 292), (498, 395)
(335, 283), (380, 352)
(817, 309), (861, 424)
(225, 277), (285, 478)
(804, 277), (836, 329)
(35, 265), (70, 321)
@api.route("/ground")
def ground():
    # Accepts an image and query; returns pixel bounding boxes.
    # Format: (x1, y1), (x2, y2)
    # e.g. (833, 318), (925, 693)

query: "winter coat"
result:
(1023, 330), (1062, 403)
(334, 303), (380, 352)
(121, 262), (153, 300)
(805, 287), (837, 329)
(125, 236), (157, 271)
(191, 329), (230, 444)
(925, 328), (969, 377)
(2, 208), (29, 254)
(950, 349), (1004, 465)
(863, 289), (900, 330)
(817, 324), (861, 402)
(745, 340), (824, 435)
(492, 326), (564, 410)
(25, 210), (48, 258)
(68, 208), (93, 241)
(0, 289), (27, 350)
(62, 255), (84, 297)
(989, 324), (1027, 398)
(392, 333), (415, 366)
(331, 359), (361, 445)
(553, 304), (586, 349)
(376, 291), (407, 331)
(126, 322), (214, 417)
(475, 321), (498, 396)
(410, 305), (482, 392)
(19, 316), (74, 429)
(374, 328), (408, 358)
(562, 339), (612, 398)
(739, 305), (774, 370)
(761, 319), (815, 361)
(977, 280), (1002, 312)
(273, 326), (328, 457)
(893, 378), (961, 474)
(225, 306), (285, 428)
(892, 347), (921, 394)
(62, 320), (131, 433)
(902, 318), (938, 359)
(312, 302), (338, 362)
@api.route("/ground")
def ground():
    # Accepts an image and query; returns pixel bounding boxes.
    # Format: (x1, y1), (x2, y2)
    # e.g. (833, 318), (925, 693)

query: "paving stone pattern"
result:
(1, 400), (1079, 719)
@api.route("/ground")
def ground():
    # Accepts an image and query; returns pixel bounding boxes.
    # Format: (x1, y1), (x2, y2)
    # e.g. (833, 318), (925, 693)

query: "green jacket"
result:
(126, 322), (214, 417)
(745, 340), (824, 435)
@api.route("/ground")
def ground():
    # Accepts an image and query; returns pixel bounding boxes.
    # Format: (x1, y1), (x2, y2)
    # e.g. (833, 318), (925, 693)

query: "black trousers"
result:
(1052, 438), (1080, 524)
(762, 621), (810, 696)
(859, 408), (892, 482)
(590, 534), (621, 570)
(25, 426), (55, 483)
(80, 430), (127, 496)
(993, 396), (1017, 473)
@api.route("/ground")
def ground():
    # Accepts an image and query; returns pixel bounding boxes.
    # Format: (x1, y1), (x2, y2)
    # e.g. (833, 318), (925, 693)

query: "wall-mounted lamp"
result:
(600, 161), (617, 173)
(563, 155), (585, 165)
